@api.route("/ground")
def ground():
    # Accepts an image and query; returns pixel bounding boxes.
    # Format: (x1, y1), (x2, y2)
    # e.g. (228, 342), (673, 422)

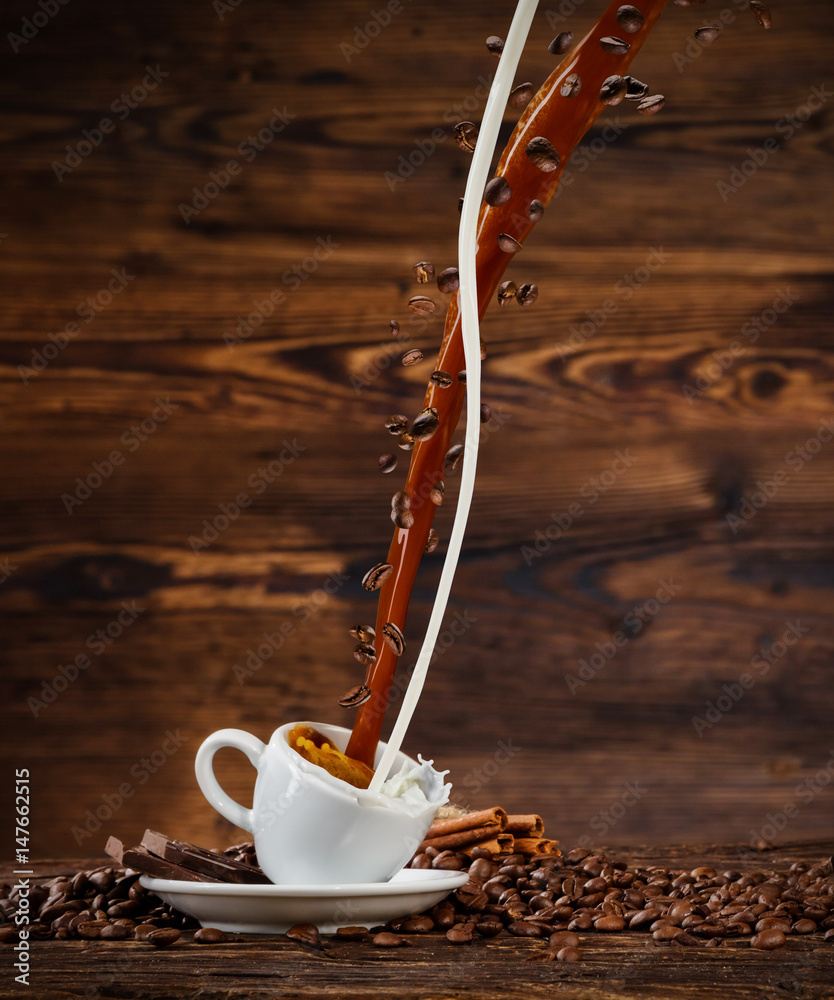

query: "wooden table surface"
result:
(1, 0), (833, 857)
(3, 842), (833, 1000)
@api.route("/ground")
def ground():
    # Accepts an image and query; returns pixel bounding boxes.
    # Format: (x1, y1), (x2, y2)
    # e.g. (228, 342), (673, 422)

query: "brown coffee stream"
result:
(347, 0), (670, 768)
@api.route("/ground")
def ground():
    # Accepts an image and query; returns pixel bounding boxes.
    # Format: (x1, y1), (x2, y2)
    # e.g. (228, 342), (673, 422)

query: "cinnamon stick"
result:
(505, 814), (544, 837)
(460, 833), (515, 856)
(513, 837), (561, 856)
(424, 806), (508, 839)
(421, 823), (502, 852)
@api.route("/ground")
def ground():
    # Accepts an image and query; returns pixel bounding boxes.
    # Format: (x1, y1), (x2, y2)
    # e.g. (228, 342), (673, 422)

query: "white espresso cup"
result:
(195, 721), (448, 885)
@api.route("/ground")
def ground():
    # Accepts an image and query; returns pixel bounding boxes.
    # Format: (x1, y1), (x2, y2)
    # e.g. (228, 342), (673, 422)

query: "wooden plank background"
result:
(1, 0), (833, 858)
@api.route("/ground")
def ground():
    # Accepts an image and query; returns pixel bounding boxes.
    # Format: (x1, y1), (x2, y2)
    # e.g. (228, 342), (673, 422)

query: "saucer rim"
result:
(139, 866), (467, 898)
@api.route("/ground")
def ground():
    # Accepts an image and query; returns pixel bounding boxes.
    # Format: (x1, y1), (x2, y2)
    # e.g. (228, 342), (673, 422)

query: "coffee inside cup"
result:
(287, 723), (374, 788)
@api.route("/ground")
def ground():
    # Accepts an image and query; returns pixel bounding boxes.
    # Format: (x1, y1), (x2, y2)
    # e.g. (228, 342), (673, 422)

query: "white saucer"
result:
(140, 867), (468, 934)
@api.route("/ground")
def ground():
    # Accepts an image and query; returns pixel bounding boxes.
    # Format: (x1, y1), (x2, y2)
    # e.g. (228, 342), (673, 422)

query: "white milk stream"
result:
(368, 0), (540, 794)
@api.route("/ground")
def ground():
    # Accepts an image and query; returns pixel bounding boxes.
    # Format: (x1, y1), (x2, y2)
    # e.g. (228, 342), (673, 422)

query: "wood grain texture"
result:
(1, 0), (833, 855)
(1, 844), (833, 1000)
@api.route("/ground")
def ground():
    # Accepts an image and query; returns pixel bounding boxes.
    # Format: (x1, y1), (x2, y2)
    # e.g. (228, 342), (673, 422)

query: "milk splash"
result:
(379, 755), (451, 814)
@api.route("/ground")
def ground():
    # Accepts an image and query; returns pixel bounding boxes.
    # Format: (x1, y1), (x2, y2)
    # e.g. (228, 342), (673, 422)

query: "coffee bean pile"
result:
(0, 866), (200, 947)
(0, 842), (257, 948)
(398, 846), (834, 957)
(3, 844), (832, 956)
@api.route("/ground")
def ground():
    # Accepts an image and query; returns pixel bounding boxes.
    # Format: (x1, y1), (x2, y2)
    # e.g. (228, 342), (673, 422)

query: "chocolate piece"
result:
(140, 830), (270, 884)
(104, 836), (125, 864)
(112, 843), (220, 883)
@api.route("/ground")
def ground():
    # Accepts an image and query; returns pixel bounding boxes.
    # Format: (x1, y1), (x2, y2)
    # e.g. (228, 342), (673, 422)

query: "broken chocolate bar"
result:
(105, 837), (219, 882)
(141, 829), (270, 884)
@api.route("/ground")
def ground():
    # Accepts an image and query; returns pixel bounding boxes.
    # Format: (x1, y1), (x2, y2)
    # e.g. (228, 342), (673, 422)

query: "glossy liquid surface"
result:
(347, 0), (670, 767)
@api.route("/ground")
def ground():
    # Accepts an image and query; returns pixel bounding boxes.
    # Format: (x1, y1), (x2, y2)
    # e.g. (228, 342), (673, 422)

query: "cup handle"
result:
(195, 728), (266, 833)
